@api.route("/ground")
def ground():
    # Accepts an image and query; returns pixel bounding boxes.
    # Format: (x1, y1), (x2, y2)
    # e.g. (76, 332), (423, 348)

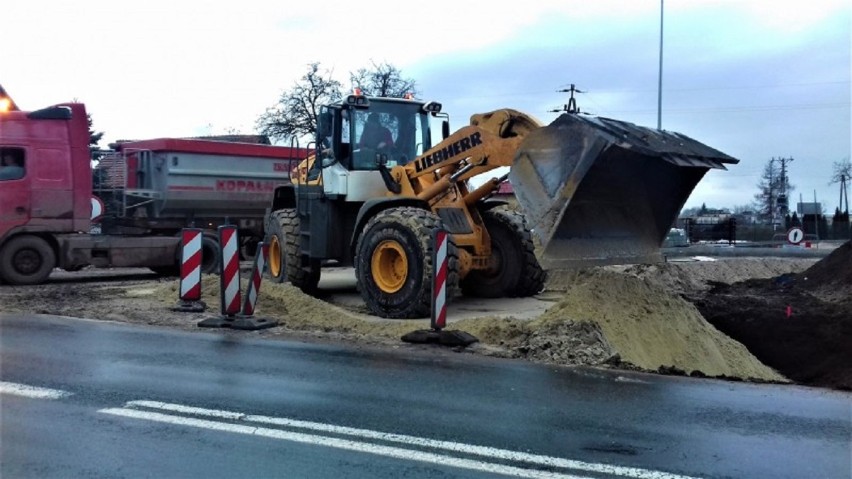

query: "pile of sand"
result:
(529, 270), (784, 380)
(152, 275), (435, 342)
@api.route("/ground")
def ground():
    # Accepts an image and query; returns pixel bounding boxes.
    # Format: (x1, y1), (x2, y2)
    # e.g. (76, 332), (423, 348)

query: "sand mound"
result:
(530, 270), (784, 381)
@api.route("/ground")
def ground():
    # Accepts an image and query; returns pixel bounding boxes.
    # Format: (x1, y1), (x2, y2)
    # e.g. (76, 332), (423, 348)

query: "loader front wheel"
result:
(355, 207), (458, 318)
(461, 206), (545, 298)
(266, 209), (320, 293)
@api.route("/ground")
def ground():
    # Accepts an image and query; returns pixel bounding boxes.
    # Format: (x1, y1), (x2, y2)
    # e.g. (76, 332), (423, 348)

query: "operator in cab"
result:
(359, 113), (393, 151)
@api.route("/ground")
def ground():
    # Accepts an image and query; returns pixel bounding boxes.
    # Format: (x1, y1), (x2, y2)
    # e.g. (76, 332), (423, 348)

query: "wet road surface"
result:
(1, 313), (849, 478)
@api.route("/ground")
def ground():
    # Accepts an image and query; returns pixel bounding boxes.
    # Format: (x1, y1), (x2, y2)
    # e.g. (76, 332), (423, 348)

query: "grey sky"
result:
(3, 0), (849, 212)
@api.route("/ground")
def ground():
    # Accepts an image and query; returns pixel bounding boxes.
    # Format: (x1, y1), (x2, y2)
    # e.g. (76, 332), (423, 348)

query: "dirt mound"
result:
(694, 242), (852, 390)
(799, 240), (852, 286)
(796, 240), (852, 303)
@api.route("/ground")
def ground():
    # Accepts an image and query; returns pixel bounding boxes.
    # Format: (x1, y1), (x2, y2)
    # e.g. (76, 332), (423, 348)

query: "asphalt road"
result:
(1, 313), (849, 479)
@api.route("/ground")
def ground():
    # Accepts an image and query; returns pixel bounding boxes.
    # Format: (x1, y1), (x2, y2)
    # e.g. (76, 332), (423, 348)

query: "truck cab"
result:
(0, 103), (180, 284)
(0, 104), (93, 239)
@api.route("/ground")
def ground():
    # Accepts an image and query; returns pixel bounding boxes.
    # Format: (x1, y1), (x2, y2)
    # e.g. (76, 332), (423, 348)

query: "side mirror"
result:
(442, 120), (450, 140)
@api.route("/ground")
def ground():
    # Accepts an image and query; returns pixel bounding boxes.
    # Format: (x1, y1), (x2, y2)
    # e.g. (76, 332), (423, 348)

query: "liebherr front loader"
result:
(265, 94), (737, 318)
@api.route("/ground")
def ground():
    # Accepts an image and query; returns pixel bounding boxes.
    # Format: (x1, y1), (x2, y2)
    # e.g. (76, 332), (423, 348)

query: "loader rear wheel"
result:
(355, 207), (458, 319)
(266, 208), (320, 293)
(461, 206), (545, 298)
(0, 235), (56, 285)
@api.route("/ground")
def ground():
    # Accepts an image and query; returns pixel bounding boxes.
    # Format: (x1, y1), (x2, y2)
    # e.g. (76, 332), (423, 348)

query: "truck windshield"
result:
(350, 102), (430, 170)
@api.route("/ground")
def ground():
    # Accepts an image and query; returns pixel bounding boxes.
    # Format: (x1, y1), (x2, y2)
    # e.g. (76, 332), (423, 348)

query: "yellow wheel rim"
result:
(269, 234), (282, 277)
(371, 240), (408, 293)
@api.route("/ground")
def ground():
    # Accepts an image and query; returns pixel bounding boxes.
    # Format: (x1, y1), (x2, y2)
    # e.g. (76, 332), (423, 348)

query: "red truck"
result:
(0, 100), (307, 285)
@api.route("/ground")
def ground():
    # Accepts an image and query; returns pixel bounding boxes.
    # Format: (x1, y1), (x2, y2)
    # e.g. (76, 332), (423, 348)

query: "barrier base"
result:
(197, 315), (278, 330)
(197, 316), (232, 328)
(172, 300), (207, 313)
(230, 316), (278, 331)
(401, 329), (479, 347)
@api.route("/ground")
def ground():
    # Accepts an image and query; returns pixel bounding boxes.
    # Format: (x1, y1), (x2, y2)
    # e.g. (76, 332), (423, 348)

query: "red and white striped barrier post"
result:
(199, 233), (277, 331)
(218, 225), (242, 317)
(431, 228), (449, 331)
(400, 227), (476, 346)
(172, 228), (206, 312)
(241, 242), (268, 317)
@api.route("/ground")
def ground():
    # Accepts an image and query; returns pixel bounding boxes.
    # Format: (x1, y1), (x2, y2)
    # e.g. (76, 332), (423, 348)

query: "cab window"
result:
(0, 147), (26, 181)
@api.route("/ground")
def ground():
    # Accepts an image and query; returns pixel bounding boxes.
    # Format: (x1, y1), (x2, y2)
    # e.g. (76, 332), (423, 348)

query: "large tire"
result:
(266, 208), (320, 293)
(0, 235), (56, 285)
(460, 206), (545, 298)
(200, 234), (220, 274)
(355, 207), (459, 319)
(266, 211), (288, 284)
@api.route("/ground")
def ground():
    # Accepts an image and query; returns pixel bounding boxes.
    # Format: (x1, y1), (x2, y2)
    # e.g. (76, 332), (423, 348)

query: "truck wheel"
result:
(461, 206), (545, 298)
(240, 237), (260, 261)
(355, 207), (458, 319)
(267, 209), (320, 293)
(0, 235), (56, 285)
(200, 235), (220, 274)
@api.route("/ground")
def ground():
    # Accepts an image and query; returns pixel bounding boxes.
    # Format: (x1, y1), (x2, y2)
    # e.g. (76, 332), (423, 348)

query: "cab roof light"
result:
(345, 94), (370, 108)
(422, 101), (442, 113)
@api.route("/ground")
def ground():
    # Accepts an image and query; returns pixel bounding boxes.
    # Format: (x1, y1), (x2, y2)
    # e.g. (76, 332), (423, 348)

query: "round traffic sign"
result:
(786, 227), (804, 245)
(91, 196), (105, 222)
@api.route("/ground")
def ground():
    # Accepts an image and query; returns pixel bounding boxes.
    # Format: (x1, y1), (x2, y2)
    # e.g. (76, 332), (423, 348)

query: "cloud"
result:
(2, 0), (848, 211)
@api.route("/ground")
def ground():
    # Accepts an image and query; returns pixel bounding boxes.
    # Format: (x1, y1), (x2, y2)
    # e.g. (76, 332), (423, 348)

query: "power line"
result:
(463, 80), (851, 101)
(598, 102), (849, 115)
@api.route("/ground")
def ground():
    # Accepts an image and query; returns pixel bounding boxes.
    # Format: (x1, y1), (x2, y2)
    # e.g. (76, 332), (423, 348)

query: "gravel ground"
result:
(2, 250), (846, 389)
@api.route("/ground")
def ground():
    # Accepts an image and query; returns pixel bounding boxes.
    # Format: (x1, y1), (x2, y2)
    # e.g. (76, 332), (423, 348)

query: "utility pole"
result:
(551, 84), (584, 114)
(777, 156), (793, 219)
(769, 158), (775, 228)
(657, 0), (664, 130)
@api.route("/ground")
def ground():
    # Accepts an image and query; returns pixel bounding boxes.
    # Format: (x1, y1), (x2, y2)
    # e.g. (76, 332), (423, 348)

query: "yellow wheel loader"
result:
(266, 94), (737, 318)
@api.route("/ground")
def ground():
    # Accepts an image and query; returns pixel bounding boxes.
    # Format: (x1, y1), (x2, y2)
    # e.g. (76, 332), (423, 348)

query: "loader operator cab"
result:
(316, 95), (444, 173)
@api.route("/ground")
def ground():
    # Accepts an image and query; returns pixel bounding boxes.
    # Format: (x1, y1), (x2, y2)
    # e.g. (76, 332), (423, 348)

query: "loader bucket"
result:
(509, 114), (738, 269)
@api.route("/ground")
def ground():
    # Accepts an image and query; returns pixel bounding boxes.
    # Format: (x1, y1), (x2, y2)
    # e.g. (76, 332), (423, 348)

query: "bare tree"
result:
(257, 61), (418, 144)
(829, 157), (851, 214)
(753, 158), (795, 223)
(257, 63), (343, 144)
(349, 61), (418, 98)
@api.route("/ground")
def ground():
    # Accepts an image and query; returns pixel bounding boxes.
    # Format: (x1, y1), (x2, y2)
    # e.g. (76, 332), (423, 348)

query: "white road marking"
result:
(100, 407), (591, 479)
(107, 400), (697, 479)
(0, 381), (71, 399)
